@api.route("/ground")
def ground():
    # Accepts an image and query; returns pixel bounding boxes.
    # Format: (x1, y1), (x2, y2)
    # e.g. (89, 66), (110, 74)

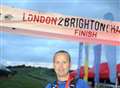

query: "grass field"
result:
(0, 66), (56, 88)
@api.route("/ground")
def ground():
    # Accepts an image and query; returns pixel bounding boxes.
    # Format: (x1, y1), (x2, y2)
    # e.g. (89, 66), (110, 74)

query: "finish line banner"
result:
(1, 6), (120, 46)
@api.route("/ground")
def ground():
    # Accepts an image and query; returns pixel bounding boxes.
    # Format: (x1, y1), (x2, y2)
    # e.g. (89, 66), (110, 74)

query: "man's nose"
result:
(59, 62), (64, 67)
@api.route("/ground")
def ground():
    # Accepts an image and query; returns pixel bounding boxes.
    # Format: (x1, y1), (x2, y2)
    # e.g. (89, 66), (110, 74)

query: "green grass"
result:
(0, 66), (56, 88)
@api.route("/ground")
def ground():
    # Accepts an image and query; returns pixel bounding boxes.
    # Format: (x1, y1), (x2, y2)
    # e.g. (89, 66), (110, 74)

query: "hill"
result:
(0, 65), (56, 88)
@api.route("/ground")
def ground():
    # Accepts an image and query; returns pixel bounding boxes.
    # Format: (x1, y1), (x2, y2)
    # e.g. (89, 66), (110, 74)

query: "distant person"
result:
(45, 50), (89, 88)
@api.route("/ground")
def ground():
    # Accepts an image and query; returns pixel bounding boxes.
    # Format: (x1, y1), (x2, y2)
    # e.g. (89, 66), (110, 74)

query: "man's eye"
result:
(63, 61), (67, 64)
(56, 61), (60, 64)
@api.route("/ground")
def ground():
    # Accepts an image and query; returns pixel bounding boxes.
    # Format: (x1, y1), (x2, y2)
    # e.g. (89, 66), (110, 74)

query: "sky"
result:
(0, 0), (120, 69)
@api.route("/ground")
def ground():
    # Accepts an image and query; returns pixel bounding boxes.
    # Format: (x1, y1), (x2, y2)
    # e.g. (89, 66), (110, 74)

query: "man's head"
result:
(53, 50), (71, 78)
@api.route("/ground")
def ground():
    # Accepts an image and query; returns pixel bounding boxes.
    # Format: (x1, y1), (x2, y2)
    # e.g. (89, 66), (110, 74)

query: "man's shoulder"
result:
(45, 80), (57, 88)
(75, 78), (89, 88)
(45, 83), (52, 88)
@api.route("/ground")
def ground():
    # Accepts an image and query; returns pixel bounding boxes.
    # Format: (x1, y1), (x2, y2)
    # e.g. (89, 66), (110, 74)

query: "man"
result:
(46, 50), (89, 88)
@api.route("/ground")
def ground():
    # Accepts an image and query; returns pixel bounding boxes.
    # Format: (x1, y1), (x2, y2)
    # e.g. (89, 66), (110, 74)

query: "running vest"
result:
(51, 78), (79, 88)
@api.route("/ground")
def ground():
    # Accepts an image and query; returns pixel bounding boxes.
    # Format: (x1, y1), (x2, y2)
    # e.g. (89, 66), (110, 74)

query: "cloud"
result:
(2, 0), (119, 21)
(0, 33), (79, 64)
(1, 0), (119, 67)
(1, 32), (120, 68)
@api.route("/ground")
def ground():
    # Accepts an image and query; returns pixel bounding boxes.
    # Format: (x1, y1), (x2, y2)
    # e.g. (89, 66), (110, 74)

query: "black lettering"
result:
(64, 18), (70, 27)
(84, 19), (89, 29)
(100, 23), (106, 32)
(79, 18), (84, 28)
(58, 17), (63, 26)
(95, 21), (100, 31)
(28, 14), (33, 22)
(33, 14), (39, 22)
(40, 16), (45, 23)
(70, 18), (76, 28)
(90, 20), (94, 30)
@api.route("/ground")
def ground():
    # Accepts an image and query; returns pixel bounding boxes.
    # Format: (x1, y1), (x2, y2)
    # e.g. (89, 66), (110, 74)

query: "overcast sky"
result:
(0, 0), (120, 68)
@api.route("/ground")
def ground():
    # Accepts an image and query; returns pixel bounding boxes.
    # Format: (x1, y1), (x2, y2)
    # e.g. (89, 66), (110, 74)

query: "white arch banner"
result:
(0, 6), (120, 46)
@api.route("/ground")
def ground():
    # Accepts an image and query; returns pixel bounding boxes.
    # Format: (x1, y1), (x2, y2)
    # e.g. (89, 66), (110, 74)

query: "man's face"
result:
(53, 53), (71, 77)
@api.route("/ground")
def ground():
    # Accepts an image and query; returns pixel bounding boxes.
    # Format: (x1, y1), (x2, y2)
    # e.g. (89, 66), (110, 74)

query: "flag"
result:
(103, 12), (117, 83)
(105, 45), (116, 83)
(94, 45), (101, 84)
(84, 44), (89, 81)
(116, 46), (120, 87)
(77, 42), (83, 78)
